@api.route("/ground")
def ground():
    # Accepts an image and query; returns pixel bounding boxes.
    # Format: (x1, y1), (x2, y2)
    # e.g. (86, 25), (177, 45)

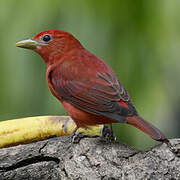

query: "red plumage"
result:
(16, 29), (168, 142)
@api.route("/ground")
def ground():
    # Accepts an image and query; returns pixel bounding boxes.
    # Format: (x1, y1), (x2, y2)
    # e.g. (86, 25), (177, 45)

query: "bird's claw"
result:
(71, 132), (84, 144)
(69, 126), (85, 144)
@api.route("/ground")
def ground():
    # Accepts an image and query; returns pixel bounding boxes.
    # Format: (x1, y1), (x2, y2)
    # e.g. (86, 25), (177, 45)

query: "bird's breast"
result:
(62, 100), (117, 128)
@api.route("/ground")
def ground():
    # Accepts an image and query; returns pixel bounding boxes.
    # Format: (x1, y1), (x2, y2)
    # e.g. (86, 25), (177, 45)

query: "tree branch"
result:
(0, 137), (180, 179)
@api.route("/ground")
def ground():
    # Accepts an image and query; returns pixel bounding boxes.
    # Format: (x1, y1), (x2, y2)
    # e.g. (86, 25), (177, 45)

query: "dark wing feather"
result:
(49, 63), (132, 123)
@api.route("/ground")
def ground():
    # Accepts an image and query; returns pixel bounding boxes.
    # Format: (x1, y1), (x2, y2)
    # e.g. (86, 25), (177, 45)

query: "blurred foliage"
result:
(0, 0), (179, 149)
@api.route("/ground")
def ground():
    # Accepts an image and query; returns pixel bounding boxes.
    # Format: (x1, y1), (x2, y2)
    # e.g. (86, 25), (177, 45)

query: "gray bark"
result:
(0, 137), (180, 180)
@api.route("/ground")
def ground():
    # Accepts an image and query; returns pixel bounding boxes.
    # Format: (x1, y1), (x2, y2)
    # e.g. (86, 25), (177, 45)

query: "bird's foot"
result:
(69, 126), (85, 144)
(101, 125), (116, 142)
(71, 132), (85, 144)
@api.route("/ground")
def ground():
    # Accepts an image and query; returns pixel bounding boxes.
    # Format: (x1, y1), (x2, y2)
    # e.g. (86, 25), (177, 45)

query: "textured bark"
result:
(0, 137), (180, 180)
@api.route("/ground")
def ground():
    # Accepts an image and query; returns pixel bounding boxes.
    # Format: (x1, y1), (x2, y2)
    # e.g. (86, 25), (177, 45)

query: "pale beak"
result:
(16, 39), (45, 50)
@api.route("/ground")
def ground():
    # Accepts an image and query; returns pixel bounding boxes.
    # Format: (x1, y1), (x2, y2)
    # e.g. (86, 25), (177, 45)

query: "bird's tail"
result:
(126, 115), (168, 142)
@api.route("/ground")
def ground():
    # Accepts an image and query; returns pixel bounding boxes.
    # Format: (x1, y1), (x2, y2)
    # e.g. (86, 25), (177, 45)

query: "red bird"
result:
(16, 29), (168, 142)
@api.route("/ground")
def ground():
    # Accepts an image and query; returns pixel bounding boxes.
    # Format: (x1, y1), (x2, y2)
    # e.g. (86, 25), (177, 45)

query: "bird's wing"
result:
(48, 62), (132, 123)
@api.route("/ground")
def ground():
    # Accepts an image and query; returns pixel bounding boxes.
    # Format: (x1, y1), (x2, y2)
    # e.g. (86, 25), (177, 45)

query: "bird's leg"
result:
(70, 126), (85, 143)
(70, 126), (79, 137)
(109, 124), (117, 141)
(101, 124), (116, 142)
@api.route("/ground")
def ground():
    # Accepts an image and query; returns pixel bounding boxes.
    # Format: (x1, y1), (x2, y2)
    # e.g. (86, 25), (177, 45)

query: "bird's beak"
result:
(16, 39), (45, 50)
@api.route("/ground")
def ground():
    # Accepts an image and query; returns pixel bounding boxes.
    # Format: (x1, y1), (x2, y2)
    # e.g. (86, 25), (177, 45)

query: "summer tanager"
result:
(16, 29), (168, 142)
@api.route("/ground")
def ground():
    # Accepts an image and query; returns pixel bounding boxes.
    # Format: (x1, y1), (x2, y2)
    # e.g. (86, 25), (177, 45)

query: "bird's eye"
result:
(42, 35), (51, 42)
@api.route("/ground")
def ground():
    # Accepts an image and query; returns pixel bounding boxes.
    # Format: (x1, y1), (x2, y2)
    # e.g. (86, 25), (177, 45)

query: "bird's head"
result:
(16, 29), (82, 65)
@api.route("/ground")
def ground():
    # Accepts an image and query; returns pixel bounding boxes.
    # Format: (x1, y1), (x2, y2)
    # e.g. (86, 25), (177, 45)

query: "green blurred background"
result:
(0, 0), (179, 149)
